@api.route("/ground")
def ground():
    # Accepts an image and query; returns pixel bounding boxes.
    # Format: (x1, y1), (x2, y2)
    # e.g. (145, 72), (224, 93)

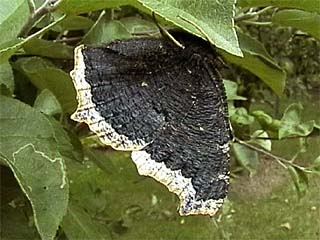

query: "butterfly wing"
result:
(71, 34), (230, 216)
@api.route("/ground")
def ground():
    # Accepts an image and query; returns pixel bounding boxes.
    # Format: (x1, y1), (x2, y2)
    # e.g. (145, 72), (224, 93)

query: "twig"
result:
(234, 137), (313, 173)
(12, 14), (66, 52)
(235, 6), (275, 22)
(240, 21), (272, 26)
(54, 36), (83, 43)
(19, 0), (63, 37)
(27, 0), (36, 14)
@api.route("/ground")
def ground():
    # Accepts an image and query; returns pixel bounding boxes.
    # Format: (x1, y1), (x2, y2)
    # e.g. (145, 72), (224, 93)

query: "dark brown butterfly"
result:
(71, 32), (230, 216)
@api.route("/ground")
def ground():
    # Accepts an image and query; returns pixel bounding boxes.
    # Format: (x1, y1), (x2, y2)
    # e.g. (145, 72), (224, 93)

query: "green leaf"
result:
(223, 79), (247, 101)
(133, 0), (242, 56)
(249, 130), (271, 151)
(15, 57), (77, 113)
(230, 107), (255, 125)
(252, 110), (281, 132)
(84, 16), (132, 44)
(58, 0), (130, 14)
(232, 142), (259, 176)
(287, 165), (309, 198)
(279, 103), (315, 139)
(0, 61), (14, 95)
(0, 0), (29, 46)
(0, 96), (70, 240)
(34, 89), (63, 116)
(272, 10), (320, 39)
(23, 38), (74, 59)
(221, 32), (286, 95)
(237, 0), (320, 14)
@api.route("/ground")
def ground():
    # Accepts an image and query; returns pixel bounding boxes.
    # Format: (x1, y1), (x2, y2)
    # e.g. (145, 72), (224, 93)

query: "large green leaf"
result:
(0, 96), (70, 240)
(58, 0), (130, 14)
(272, 10), (320, 39)
(0, 0), (29, 46)
(0, 61), (14, 95)
(237, 0), (320, 14)
(15, 57), (77, 113)
(221, 32), (286, 95)
(133, 0), (242, 56)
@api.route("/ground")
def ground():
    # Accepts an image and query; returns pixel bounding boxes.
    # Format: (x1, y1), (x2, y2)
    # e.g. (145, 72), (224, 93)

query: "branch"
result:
(234, 137), (313, 173)
(250, 134), (319, 141)
(19, 0), (63, 37)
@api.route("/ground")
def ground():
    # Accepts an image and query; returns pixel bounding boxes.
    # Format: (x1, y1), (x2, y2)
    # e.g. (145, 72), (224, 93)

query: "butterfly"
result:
(71, 32), (230, 216)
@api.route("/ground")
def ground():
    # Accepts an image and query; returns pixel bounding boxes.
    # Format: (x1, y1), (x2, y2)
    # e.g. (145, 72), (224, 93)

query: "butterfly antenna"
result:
(152, 12), (185, 49)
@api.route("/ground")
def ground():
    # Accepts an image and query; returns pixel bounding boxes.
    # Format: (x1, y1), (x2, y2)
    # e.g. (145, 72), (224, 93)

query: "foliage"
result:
(0, 0), (319, 239)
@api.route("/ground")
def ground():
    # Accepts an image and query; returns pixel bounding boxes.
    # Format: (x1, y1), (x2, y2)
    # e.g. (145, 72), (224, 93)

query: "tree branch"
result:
(19, 0), (63, 37)
(234, 137), (313, 173)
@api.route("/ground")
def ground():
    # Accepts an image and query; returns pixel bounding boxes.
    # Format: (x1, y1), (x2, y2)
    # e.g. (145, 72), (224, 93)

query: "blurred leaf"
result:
(0, 61), (14, 95)
(230, 107), (254, 125)
(0, 15), (66, 63)
(62, 204), (110, 240)
(84, 16), (132, 44)
(1, 199), (40, 239)
(223, 80), (247, 101)
(54, 15), (94, 31)
(84, 147), (116, 174)
(15, 57), (76, 113)
(23, 38), (74, 59)
(272, 10), (320, 39)
(252, 110), (281, 132)
(0, 0), (29, 46)
(0, 96), (70, 240)
(221, 32), (286, 95)
(232, 142), (259, 176)
(314, 120), (320, 130)
(133, 0), (242, 56)
(287, 165), (309, 198)
(58, 0), (130, 14)
(120, 17), (158, 35)
(237, 0), (320, 14)
(34, 89), (63, 116)
(312, 155), (320, 171)
(279, 103), (314, 139)
(249, 130), (272, 151)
